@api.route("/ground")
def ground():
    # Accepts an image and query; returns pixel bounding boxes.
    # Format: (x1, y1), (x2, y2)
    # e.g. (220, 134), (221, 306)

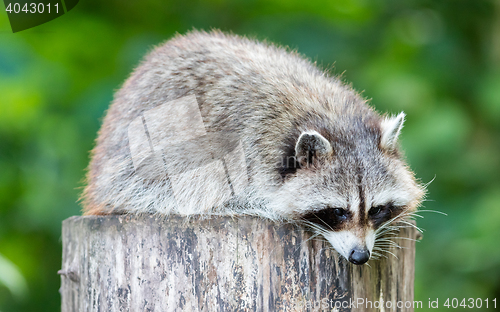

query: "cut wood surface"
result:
(60, 215), (417, 312)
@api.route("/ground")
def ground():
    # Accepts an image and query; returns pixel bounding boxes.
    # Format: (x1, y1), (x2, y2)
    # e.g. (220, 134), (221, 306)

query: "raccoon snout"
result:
(349, 247), (370, 265)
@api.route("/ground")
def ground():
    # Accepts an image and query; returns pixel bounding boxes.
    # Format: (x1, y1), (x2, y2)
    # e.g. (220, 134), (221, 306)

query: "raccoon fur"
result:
(82, 30), (425, 265)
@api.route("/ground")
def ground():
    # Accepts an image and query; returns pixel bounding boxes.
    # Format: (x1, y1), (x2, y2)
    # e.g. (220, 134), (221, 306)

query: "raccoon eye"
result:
(333, 208), (346, 216)
(369, 202), (406, 229)
(332, 208), (348, 221)
(369, 205), (384, 216)
(301, 207), (349, 230)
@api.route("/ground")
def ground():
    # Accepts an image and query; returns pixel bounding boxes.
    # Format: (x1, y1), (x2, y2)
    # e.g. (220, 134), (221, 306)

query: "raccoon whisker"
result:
(299, 223), (327, 235)
(382, 224), (403, 230)
(301, 231), (330, 246)
(375, 211), (416, 235)
(304, 232), (322, 241)
(376, 229), (399, 235)
(302, 233), (324, 245)
(374, 240), (401, 248)
(378, 248), (398, 259)
(297, 220), (330, 236)
(422, 175), (436, 189)
(307, 222), (329, 233)
(385, 226), (419, 234)
(379, 224), (401, 231)
(374, 245), (398, 250)
(375, 227), (401, 238)
(387, 244), (407, 250)
(375, 244), (404, 251)
(375, 227), (391, 237)
(302, 233), (328, 244)
(398, 212), (422, 219)
(375, 210), (414, 234)
(386, 222), (407, 227)
(309, 212), (335, 232)
(375, 237), (400, 242)
(377, 226), (399, 231)
(378, 227), (401, 234)
(282, 219), (305, 228)
(403, 213), (424, 219)
(394, 222), (420, 228)
(385, 236), (419, 242)
(398, 209), (446, 225)
(375, 236), (395, 242)
(371, 250), (384, 256)
(371, 248), (390, 259)
(388, 224), (409, 229)
(374, 240), (402, 248)
(397, 220), (424, 233)
(415, 209), (447, 216)
(377, 238), (395, 243)
(372, 251), (390, 258)
(374, 229), (406, 245)
(377, 229), (419, 243)
(420, 199), (435, 203)
(375, 231), (397, 239)
(386, 220), (418, 229)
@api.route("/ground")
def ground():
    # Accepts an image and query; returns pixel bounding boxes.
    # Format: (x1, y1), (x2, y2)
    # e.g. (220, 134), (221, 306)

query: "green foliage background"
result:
(0, 0), (499, 310)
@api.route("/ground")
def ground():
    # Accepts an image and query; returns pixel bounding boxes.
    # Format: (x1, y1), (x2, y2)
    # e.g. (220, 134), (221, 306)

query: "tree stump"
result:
(60, 215), (417, 311)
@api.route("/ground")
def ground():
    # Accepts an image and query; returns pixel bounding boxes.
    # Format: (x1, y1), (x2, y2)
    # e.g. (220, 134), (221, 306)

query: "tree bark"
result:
(60, 215), (417, 311)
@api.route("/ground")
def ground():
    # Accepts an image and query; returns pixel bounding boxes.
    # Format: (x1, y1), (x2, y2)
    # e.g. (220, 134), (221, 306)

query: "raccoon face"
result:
(279, 113), (424, 265)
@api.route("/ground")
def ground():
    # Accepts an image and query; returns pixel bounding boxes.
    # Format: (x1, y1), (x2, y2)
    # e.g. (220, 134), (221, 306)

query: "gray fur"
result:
(82, 30), (425, 263)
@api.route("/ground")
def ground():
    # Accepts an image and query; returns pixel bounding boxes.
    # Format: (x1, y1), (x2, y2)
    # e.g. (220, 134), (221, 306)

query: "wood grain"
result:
(60, 215), (416, 311)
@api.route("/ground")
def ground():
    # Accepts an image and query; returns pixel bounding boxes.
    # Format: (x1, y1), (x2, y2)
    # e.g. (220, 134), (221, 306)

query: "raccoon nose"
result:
(348, 247), (370, 265)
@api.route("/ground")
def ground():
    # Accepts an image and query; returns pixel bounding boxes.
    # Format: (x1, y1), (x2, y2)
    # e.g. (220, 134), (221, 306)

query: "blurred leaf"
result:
(477, 71), (500, 127)
(0, 254), (28, 300)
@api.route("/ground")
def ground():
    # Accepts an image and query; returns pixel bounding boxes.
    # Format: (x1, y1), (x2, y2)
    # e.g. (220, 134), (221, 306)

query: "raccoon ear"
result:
(295, 131), (333, 167)
(380, 112), (405, 151)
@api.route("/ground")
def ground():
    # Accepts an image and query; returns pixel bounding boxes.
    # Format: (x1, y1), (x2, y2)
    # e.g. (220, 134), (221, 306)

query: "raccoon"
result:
(82, 30), (425, 265)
